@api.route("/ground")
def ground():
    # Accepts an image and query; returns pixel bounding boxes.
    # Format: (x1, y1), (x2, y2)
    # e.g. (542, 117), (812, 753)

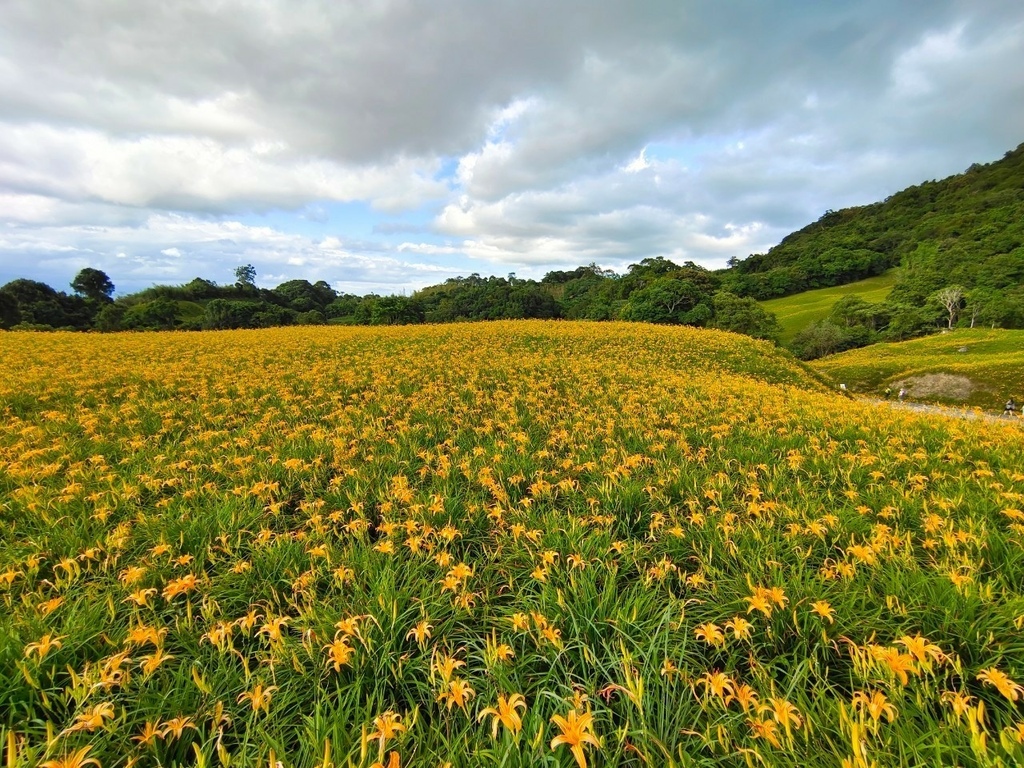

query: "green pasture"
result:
(758, 271), (899, 344)
(813, 327), (1024, 410)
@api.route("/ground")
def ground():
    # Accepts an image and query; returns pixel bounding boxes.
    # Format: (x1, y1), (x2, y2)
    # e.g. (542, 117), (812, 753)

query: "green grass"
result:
(758, 271), (899, 344)
(813, 327), (1024, 410)
(174, 300), (206, 321)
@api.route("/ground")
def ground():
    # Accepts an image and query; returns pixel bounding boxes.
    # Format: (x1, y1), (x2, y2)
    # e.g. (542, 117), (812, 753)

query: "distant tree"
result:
(0, 289), (20, 329)
(710, 292), (782, 341)
(234, 264), (257, 287)
(295, 309), (327, 325)
(71, 268), (115, 302)
(933, 285), (966, 329)
(0, 278), (92, 329)
(94, 303), (127, 332)
(122, 298), (179, 331)
(620, 274), (715, 326)
(790, 320), (848, 360)
(369, 295), (424, 325)
(884, 304), (936, 341)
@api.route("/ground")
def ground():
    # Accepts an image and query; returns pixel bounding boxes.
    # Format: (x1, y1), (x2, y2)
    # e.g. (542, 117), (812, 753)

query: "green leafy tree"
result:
(71, 268), (115, 302)
(710, 291), (782, 341)
(94, 303), (127, 332)
(790, 320), (848, 360)
(620, 275), (714, 326)
(234, 264), (257, 287)
(122, 298), (179, 330)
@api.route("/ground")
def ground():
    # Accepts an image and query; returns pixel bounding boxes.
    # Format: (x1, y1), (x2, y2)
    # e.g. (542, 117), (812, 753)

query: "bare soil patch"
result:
(894, 373), (977, 401)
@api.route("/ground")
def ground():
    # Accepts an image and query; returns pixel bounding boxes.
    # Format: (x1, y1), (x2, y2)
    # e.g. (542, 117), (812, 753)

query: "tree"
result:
(710, 292), (782, 341)
(620, 275), (715, 326)
(790, 321), (847, 360)
(71, 268), (115, 302)
(933, 285), (966, 329)
(122, 298), (179, 331)
(234, 264), (257, 287)
(0, 278), (91, 329)
(94, 303), (126, 332)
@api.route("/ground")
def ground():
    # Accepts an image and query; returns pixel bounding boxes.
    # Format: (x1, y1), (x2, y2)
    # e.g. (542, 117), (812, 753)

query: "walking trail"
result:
(860, 396), (1023, 426)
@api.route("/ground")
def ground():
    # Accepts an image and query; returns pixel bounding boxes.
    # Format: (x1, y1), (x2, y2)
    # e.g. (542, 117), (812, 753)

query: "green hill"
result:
(724, 142), (1024, 312)
(812, 328), (1024, 410)
(758, 270), (898, 344)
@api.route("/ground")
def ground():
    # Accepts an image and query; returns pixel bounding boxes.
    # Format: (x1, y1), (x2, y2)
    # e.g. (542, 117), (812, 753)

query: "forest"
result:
(0, 259), (782, 342)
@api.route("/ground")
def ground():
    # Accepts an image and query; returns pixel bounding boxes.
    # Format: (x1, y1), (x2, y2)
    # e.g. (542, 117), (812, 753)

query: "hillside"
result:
(724, 142), (1024, 304)
(812, 328), (1024, 410)
(758, 270), (898, 344)
(3, 322), (1024, 767)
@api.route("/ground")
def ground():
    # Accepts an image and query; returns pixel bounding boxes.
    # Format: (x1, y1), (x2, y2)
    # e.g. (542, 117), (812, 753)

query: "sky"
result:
(2, 1), (1023, 297)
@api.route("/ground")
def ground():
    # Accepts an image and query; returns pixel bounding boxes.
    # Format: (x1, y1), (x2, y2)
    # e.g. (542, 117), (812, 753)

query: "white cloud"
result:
(0, 123), (449, 213)
(1, 1), (1023, 293)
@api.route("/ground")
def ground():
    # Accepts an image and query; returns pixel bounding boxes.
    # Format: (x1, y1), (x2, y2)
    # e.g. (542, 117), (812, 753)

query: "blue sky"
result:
(1, 0), (1023, 296)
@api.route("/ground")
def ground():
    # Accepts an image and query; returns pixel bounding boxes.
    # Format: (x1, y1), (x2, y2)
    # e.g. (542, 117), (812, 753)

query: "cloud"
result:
(0, 123), (449, 214)
(1, 0), (1023, 293)
(0, 213), (465, 295)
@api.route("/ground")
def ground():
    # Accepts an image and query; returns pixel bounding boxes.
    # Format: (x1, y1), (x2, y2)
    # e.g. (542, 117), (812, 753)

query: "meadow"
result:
(1, 322), (1023, 768)
(814, 328), (1024, 411)
(757, 272), (898, 344)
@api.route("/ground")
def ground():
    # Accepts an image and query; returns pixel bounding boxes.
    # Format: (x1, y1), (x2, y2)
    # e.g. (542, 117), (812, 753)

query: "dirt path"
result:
(860, 396), (1023, 425)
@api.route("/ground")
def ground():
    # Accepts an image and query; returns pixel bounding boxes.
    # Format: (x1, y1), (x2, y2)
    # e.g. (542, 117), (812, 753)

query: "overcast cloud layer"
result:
(2, 0), (1023, 295)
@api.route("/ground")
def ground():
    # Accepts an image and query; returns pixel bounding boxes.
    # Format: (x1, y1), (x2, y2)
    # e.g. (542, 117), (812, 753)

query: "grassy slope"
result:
(812, 327), (1024, 409)
(758, 270), (898, 344)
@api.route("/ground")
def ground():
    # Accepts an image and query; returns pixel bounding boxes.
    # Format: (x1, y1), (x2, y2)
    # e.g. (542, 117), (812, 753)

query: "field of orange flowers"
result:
(1, 321), (1023, 768)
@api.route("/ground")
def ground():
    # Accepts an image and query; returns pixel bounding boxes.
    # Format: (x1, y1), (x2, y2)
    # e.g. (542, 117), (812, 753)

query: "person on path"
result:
(898, 388), (907, 402)
(1005, 398), (1018, 417)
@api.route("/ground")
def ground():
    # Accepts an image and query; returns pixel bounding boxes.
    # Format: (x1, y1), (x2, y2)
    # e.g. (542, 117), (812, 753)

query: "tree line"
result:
(0, 259), (782, 341)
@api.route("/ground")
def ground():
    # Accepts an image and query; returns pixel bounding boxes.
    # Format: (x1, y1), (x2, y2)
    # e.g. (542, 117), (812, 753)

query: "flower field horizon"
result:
(1, 321), (1023, 768)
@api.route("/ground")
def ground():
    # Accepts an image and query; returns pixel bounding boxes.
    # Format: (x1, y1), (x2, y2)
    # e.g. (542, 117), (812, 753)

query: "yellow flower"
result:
(370, 752), (401, 768)
(660, 658), (679, 680)
(550, 709), (601, 768)
(810, 600), (835, 624)
(324, 635), (355, 671)
(67, 702), (116, 733)
(694, 622), (725, 648)
(725, 683), (759, 712)
(259, 615), (290, 643)
(724, 616), (754, 640)
(159, 716), (196, 739)
(697, 671), (734, 700)
(436, 677), (475, 712)
(125, 587), (157, 607)
(745, 593), (773, 617)
(40, 747), (101, 768)
(851, 690), (897, 725)
(760, 697), (802, 739)
(133, 720), (163, 746)
(896, 635), (944, 665)
(977, 667), (1024, 701)
(406, 621), (432, 646)
(748, 717), (783, 748)
(433, 651), (466, 682)
(368, 711), (407, 751)
(477, 693), (527, 738)
(161, 573), (199, 601)
(940, 690), (975, 719)
(24, 633), (65, 660)
(238, 683), (279, 713)
(139, 648), (174, 676)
